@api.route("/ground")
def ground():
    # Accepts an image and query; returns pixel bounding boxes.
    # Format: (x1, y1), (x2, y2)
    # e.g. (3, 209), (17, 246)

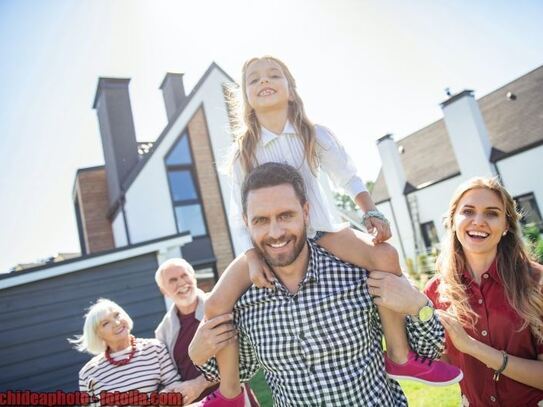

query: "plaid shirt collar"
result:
(268, 240), (320, 295)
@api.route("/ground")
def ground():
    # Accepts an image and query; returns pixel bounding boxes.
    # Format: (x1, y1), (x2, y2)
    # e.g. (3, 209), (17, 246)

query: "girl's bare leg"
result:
(204, 255), (252, 397)
(317, 228), (410, 363)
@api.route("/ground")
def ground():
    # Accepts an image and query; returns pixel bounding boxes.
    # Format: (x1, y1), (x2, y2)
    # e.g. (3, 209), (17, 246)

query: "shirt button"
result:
(299, 331), (305, 340)
(483, 274), (489, 279)
(478, 299), (483, 304)
(309, 366), (316, 374)
(481, 330), (488, 336)
(490, 395), (496, 402)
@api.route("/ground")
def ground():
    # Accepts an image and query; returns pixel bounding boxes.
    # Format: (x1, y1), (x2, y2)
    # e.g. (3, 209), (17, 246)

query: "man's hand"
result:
(188, 314), (237, 366)
(367, 271), (427, 315)
(164, 375), (210, 406)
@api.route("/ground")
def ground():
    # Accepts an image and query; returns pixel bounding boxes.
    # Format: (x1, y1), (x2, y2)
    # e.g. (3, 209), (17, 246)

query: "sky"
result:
(1, 0), (542, 272)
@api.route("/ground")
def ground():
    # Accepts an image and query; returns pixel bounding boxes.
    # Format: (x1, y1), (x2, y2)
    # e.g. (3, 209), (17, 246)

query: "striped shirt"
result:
(79, 338), (180, 404)
(200, 240), (445, 406)
(230, 122), (367, 253)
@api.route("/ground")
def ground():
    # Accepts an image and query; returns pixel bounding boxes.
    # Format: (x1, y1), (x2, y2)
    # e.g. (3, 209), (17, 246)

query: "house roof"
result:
(78, 62), (235, 219)
(120, 62), (235, 194)
(372, 64), (543, 204)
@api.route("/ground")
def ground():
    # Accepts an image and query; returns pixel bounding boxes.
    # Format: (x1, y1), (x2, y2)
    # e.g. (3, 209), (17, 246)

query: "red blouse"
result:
(425, 260), (543, 406)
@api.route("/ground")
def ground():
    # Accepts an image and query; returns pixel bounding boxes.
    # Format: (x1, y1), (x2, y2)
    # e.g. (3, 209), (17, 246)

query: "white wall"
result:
(124, 67), (233, 244)
(497, 145), (543, 211)
(112, 211), (128, 247)
(412, 175), (463, 243)
(376, 200), (406, 268)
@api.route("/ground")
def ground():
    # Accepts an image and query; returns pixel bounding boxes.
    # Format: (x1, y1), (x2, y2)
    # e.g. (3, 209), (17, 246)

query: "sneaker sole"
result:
(388, 371), (463, 387)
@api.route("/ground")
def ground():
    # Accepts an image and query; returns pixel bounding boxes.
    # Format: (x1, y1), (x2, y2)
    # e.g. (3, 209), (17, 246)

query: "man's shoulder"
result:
(310, 239), (368, 278)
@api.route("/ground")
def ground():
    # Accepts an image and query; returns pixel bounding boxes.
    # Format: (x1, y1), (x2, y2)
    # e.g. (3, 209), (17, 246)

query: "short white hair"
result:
(154, 258), (195, 289)
(68, 298), (133, 355)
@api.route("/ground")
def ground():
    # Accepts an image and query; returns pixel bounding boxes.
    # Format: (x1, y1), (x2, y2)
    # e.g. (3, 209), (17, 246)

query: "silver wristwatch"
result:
(361, 210), (389, 225)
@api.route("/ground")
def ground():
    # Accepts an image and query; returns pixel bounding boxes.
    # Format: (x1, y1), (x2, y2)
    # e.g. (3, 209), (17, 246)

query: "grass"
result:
(250, 370), (461, 406)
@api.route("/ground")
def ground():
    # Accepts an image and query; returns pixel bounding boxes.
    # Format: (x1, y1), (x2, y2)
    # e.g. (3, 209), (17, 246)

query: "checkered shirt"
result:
(200, 240), (445, 406)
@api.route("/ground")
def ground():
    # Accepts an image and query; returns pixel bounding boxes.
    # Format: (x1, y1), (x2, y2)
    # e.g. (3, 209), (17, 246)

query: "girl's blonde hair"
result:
(438, 177), (543, 342)
(228, 56), (317, 175)
(68, 298), (134, 355)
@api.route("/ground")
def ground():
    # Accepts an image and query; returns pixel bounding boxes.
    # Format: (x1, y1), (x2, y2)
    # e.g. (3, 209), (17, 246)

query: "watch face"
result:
(419, 305), (434, 322)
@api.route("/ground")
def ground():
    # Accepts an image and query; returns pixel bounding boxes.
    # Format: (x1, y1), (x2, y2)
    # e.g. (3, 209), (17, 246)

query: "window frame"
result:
(420, 220), (439, 250)
(514, 192), (543, 231)
(164, 131), (209, 239)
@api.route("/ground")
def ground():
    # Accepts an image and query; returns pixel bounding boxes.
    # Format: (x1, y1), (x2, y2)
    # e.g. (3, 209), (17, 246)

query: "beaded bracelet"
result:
(493, 350), (508, 381)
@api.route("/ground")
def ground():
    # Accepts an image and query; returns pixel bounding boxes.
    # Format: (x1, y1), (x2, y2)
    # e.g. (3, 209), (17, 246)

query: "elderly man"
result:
(154, 258), (258, 405)
(192, 162), (450, 406)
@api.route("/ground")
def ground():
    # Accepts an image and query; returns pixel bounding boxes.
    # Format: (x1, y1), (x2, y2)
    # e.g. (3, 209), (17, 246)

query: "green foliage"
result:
(250, 369), (461, 406)
(522, 223), (543, 264)
(334, 191), (358, 212)
(523, 223), (541, 244)
(534, 239), (543, 264)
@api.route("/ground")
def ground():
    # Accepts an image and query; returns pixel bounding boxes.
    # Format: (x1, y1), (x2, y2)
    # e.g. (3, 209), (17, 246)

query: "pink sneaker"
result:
(198, 388), (246, 407)
(385, 351), (463, 386)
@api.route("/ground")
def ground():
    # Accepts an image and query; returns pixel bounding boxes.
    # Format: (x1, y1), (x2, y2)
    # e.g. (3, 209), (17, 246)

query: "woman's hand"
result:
(437, 310), (477, 354)
(246, 249), (274, 289)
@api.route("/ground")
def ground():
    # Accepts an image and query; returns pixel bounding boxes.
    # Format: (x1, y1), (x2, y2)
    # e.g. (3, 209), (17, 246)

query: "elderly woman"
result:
(70, 298), (182, 405)
(424, 177), (543, 406)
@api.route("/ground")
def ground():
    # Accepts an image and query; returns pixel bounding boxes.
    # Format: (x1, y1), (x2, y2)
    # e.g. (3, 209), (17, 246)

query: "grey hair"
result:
(68, 298), (133, 355)
(154, 258), (195, 289)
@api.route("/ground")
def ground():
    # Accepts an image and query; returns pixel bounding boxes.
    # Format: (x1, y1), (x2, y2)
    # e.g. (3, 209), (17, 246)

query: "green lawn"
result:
(250, 370), (461, 406)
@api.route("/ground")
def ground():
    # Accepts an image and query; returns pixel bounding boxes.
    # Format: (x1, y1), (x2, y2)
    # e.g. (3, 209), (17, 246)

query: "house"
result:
(0, 62), (241, 391)
(371, 65), (543, 266)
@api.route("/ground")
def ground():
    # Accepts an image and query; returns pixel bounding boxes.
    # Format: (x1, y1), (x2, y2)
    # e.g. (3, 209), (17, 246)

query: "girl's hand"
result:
(437, 310), (477, 355)
(365, 217), (391, 243)
(247, 251), (275, 289)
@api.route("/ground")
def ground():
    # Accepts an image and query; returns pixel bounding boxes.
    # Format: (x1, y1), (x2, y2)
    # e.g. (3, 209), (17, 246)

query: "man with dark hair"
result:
(192, 162), (446, 406)
(240, 162), (307, 215)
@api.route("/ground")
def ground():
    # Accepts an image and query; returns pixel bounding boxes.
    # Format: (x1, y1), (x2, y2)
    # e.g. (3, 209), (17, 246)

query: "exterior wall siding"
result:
(0, 253), (163, 391)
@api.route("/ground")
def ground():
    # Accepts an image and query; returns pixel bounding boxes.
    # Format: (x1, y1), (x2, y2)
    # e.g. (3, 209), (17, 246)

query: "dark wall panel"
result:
(0, 253), (165, 391)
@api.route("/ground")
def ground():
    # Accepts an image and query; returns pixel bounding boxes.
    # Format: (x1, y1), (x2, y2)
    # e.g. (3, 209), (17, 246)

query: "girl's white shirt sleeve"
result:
(230, 159), (254, 253)
(315, 125), (367, 199)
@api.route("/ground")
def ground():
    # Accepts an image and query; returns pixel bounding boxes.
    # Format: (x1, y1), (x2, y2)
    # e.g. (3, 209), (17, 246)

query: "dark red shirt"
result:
(173, 310), (218, 400)
(425, 260), (543, 407)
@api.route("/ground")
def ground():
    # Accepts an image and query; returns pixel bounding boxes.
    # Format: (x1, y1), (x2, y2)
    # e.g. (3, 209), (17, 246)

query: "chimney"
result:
(377, 134), (407, 196)
(93, 78), (139, 206)
(441, 90), (496, 177)
(160, 73), (186, 122)
(376, 134), (416, 260)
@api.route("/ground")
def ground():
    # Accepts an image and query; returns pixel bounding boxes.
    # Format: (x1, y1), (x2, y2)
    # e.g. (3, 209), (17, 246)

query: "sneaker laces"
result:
(414, 354), (433, 366)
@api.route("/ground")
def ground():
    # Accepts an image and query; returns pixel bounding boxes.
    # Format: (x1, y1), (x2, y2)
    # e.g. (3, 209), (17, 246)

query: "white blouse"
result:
(230, 122), (366, 253)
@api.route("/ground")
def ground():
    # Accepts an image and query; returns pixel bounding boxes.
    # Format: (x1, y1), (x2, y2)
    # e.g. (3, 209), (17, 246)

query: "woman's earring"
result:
(502, 230), (507, 236)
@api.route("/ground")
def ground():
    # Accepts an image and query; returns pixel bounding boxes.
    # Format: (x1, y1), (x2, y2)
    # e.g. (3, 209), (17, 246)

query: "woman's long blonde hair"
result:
(438, 177), (543, 342)
(227, 56), (318, 175)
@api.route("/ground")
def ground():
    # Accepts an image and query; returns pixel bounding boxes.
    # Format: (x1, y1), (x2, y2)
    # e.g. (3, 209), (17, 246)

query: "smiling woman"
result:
(424, 177), (543, 406)
(69, 299), (183, 406)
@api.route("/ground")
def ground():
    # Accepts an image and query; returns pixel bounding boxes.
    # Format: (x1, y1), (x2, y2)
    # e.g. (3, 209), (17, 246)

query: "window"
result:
(514, 193), (542, 230)
(420, 221), (439, 250)
(165, 133), (208, 237)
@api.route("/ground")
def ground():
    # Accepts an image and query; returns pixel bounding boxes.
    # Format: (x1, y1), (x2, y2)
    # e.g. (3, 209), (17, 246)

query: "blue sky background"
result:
(1, 0), (542, 272)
